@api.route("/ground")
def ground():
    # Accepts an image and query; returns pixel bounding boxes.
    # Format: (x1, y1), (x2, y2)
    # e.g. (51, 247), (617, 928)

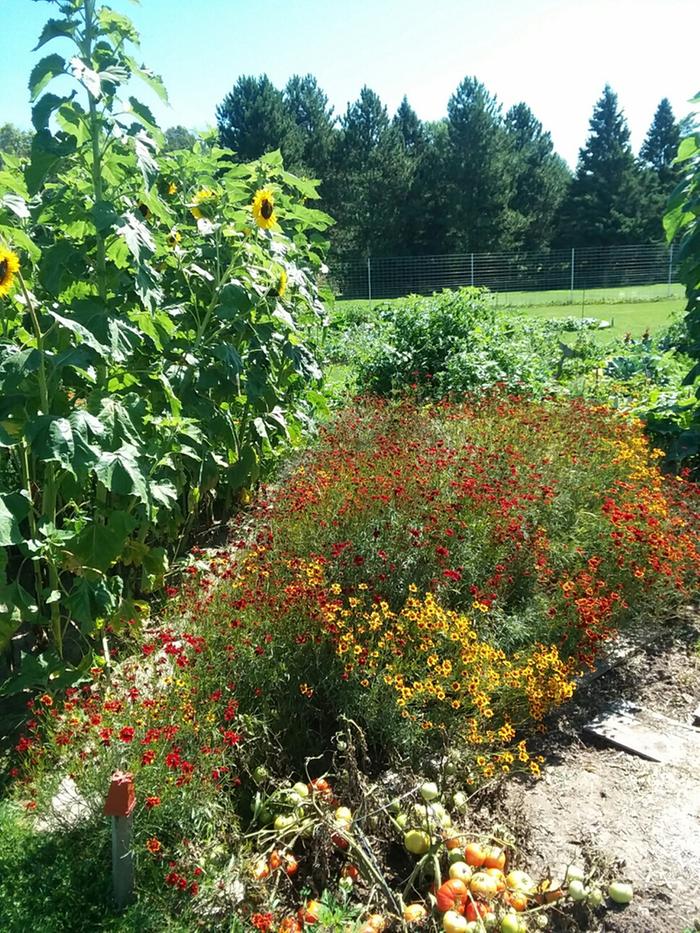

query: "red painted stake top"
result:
(104, 770), (136, 817)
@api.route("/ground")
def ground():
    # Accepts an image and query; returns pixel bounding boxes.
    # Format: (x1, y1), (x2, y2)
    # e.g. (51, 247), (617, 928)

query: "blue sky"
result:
(3, 0), (699, 167)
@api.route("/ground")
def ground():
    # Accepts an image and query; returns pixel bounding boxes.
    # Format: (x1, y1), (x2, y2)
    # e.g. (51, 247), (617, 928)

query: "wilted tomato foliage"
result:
(12, 395), (699, 910)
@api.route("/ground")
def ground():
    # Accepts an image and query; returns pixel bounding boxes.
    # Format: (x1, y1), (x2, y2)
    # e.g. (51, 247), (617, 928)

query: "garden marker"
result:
(104, 771), (136, 909)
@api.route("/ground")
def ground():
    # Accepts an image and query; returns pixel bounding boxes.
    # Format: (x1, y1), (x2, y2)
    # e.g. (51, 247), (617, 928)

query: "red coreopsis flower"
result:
(165, 750), (181, 769)
(145, 796), (161, 809)
(119, 726), (135, 743)
(222, 730), (242, 747)
(141, 749), (156, 766)
(39, 693), (53, 707)
(146, 837), (162, 854)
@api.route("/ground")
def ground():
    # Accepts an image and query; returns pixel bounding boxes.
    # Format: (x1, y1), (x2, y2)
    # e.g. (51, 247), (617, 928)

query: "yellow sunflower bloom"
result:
(167, 181), (178, 196)
(0, 245), (20, 298)
(277, 267), (288, 298)
(190, 188), (217, 220)
(252, 188), (276, 229)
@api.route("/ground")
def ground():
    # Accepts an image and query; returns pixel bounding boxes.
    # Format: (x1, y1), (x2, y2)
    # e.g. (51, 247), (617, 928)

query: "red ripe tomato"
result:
(465, 900), (489, 922)
(284, 854), (299, 876)
(436, 878), (468, 914)
(269, 850), (282, 871)
(342, 863), (360, 881)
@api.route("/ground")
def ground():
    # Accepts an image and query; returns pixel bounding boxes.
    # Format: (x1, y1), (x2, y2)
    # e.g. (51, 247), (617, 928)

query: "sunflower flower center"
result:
(261, 198), (273, 220)
(0, 260), (7, 282)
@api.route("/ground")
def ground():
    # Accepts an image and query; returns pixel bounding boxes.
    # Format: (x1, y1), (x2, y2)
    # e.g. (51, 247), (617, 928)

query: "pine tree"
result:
(505, 103), (570, 251)
(638, 98), (681, 241)
(640, 98), (680, 185)
(216, 75), (302, 165)
(445, 77), (516, 252)
(393, 96), (425, 154)
(556, 85), (644, 247)
(330, 87), (412, 257)
(284, 74), (336, 177)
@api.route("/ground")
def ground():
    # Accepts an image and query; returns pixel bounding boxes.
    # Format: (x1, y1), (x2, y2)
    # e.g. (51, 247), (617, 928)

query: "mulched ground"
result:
(499, 609), (700, 933)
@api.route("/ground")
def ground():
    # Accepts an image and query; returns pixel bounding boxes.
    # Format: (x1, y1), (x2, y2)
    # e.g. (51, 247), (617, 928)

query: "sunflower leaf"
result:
(29, 54), (66, 101)
(33, 18), (78, 51)
(69, 57), (102, 100)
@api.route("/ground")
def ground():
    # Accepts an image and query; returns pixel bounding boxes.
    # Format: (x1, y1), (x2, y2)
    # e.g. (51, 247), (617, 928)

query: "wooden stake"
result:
(104, 770), (136, 909)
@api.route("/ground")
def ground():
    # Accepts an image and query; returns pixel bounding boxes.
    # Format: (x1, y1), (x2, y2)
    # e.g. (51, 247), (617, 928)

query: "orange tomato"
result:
(366, 914), (386, 931)
(436, 878), (469, 914)
(443, 830), (463, 851)
(298, 900), (321, 924)
(342, 863), (360, 881)
(252, 856), (270, 880)
(469, 872), (499, 900)
(484, 867), (506, 893)
(269, 850), (283, 871)
(403, 903), (428, 923)
(464, 843), (486, 867)
(284, 854), (299, 876)
(279, 919), (303, 933)
(483, 846), (506, 871)
(505, 890), (529, 912)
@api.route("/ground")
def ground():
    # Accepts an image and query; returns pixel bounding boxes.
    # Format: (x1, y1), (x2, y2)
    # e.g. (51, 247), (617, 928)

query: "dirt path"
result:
(505, 613), (700, 933)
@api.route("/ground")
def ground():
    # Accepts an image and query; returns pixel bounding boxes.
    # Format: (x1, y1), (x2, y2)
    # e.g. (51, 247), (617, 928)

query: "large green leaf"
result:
(94, 443), (149, 503)
(25, 415), (75, 471)
(0, 495), (24, 546)
(66, 511), (137, 573)
(33, 18), (78, 51)
(29, 54), (66, 101)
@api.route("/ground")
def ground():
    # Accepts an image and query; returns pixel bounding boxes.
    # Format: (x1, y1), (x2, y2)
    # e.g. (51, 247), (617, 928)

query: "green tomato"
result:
(500, 915), (523, 933)
(252, 765), (269, 784)
(404, 828), (431, 855)
(452, 791), (467, 809)
(396, 812), (408, 829)
(291, 781), (309, 798)
(483, 913), (498, 931)
(274, 814), (295, 832)
(565, 864), (585, 883)
(257, 806), (274, 825)
(608, 881), (633, 904)
(420, 781), (440, 802)
(567, 879), (587, 902)
(388, 798), (401, 814)
(587, 887), (604, 908)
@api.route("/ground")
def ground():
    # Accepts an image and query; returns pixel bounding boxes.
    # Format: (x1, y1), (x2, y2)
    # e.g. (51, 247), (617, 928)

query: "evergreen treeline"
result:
(0, 80), (682, 258)
(213, 79), (681, 258)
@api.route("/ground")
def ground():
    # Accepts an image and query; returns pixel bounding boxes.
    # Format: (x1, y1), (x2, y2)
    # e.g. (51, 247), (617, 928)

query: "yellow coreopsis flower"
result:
(252, 188), (276, 228)
(0, 245), (20, 298)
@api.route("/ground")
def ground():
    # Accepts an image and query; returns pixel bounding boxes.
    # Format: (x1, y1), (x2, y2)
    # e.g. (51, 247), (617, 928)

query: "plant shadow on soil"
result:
(487, 611), (700, 933)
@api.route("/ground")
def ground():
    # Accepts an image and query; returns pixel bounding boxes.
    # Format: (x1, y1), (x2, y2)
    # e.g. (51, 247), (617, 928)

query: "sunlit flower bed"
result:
(12, 395), (700, 918)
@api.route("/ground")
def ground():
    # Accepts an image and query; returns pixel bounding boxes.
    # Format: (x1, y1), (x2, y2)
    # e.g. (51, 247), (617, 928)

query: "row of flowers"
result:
(10, 394), (699, 926)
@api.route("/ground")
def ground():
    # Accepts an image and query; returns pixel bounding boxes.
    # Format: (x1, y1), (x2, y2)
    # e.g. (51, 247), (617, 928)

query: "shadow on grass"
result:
(0, 803), (190, 932)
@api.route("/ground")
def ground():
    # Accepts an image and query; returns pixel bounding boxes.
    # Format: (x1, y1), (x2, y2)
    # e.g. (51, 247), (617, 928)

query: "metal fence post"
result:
(367, 254), (372, 305)
(569, 248), (575, 304)
(470, 253), (475, 288)
(667, 244), (674, 297)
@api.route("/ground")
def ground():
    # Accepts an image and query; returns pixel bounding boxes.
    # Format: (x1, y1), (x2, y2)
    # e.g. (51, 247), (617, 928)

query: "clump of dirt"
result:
(504, 613), (700, 932)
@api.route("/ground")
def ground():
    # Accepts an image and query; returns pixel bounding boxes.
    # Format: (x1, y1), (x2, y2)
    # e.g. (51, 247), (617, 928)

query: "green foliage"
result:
(163, 125), (197, 152)
(354, 289), (600, 397)
(661, 91), (700, 465)
(0, 0), (331, 688)
(0, 125), (34, 165)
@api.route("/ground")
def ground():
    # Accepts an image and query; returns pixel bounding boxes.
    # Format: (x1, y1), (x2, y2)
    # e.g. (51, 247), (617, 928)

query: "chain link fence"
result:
(330, 243), (680, 304)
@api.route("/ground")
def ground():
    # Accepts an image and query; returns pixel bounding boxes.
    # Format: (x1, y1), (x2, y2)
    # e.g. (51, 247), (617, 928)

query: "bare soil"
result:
(503, 612), (700, 933)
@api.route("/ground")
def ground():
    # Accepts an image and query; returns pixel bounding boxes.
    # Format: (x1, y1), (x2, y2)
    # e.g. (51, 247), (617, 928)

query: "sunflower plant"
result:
(0, 0), (332, 690)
